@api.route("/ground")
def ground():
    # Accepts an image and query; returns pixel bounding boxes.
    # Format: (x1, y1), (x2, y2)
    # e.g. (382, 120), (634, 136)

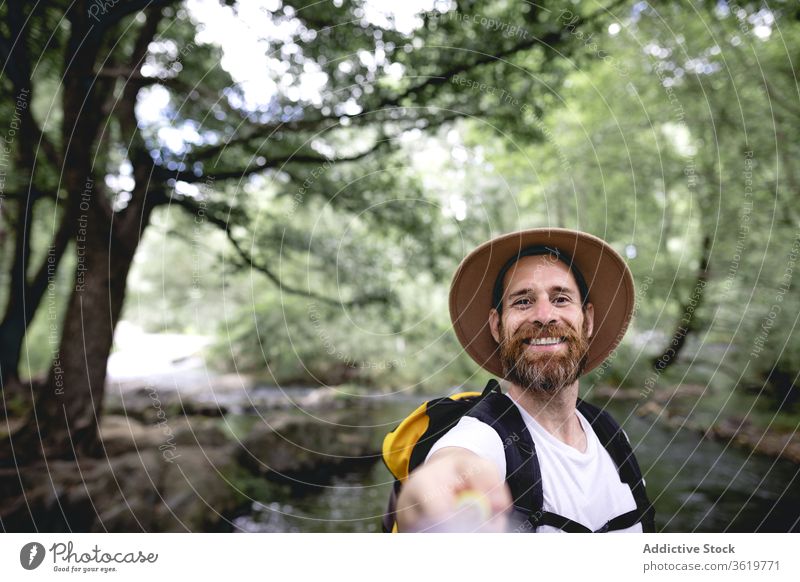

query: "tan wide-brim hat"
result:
(449, 228), (635, 377)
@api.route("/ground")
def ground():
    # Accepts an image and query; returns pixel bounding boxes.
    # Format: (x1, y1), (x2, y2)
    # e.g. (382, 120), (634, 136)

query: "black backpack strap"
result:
(576, 399), (656, 532)
(466, 386), (544, 530)
(382, 481), (401, 533)
(600, 508), (648, 532)
(535, 507), (645, 533)
(534, 512), (591, 533)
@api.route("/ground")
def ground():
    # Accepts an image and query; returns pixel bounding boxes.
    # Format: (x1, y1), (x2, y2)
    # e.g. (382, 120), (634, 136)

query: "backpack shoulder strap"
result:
(466, 385), (543, 529)
(576, 399), (656, 532)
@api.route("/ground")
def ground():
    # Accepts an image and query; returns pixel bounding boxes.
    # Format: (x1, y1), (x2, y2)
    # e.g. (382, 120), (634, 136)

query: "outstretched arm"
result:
(395, 447), (512, 532)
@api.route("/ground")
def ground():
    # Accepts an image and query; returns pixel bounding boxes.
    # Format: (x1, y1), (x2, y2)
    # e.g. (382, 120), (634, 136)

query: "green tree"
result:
(0, 0), (629, 461)
(471, 1), (799, 407)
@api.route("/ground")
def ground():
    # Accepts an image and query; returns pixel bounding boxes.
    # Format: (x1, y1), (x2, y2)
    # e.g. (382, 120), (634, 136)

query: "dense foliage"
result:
(0, 1), (797, 460)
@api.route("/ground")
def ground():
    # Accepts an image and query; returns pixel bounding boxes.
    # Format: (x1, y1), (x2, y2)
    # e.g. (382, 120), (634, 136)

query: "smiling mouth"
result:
(522, 336), (565, 346)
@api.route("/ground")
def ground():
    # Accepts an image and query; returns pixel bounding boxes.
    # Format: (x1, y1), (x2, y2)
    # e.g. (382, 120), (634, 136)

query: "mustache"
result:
(507, 322), (581, 344)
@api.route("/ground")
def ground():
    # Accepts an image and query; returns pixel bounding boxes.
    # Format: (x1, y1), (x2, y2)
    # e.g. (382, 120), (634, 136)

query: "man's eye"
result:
(553, 296), (570, 304)
(513, 298), (531, 306)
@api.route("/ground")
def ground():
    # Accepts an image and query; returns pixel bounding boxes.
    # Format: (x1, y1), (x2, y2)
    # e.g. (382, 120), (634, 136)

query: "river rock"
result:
(1, 413), (248, 532)
(237, 412), (382, 487)
(0, 443), (246, 532)
(99, 414), (230, 456)
(105, 374), (342, 421)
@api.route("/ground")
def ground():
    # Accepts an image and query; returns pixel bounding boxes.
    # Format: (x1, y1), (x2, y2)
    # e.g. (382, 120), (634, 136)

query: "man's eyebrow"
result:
(507, 288), (533, 300)
(550, 286), (576, 296)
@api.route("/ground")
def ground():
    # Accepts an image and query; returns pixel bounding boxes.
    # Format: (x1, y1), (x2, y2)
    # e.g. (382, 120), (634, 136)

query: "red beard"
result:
(498, 320), (589, 395)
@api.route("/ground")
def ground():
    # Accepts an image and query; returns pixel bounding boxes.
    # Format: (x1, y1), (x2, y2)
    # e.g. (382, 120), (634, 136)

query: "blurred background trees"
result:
(1, 0), (798, 463)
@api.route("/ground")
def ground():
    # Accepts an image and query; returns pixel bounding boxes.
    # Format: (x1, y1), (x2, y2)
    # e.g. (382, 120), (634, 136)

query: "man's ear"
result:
(489, 308), (501, 343)
(584, 302), (595, 338)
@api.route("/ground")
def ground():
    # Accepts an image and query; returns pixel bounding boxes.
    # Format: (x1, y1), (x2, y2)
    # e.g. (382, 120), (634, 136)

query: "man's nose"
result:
(529, 298), (556, 325)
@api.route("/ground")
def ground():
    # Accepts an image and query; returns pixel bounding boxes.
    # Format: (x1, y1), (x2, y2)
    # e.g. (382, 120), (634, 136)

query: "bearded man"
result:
(394, 228), (655, 533)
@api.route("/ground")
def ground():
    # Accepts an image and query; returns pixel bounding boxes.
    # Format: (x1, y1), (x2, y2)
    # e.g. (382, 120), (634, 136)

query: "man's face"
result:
(488, 254), (594, 395)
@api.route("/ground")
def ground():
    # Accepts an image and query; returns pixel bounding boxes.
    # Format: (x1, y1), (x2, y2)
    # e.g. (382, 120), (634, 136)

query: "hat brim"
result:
(449, 228), (634, 377)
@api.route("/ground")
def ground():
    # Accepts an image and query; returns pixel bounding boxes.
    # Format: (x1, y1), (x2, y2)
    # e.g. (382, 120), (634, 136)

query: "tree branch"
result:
(163, 136), (390, 184)
(173, 1), (622, 171)
(111, 7), (165, 243)
(83, 0), (181, 44)
(162, 192), (390, 308)
(385, 0), (628, 107)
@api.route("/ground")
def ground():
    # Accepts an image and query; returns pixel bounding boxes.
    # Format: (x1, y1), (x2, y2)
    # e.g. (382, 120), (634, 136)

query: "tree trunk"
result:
(0, 210), (71, 390)
(651, 233), (711, 372)
(6, 193), (149, 462)
(0, 299), (28, 386)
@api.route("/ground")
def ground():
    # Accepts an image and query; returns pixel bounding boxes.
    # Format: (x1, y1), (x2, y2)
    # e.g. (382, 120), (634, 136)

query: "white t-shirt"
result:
(426, 393), (643, 533)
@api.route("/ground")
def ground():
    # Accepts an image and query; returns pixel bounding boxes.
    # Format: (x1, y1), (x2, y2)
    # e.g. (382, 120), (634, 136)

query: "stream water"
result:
(231, 393), (800, 533)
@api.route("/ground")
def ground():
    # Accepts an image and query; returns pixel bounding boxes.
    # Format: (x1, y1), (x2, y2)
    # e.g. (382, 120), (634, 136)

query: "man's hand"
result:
(395, 447), (513, 532)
